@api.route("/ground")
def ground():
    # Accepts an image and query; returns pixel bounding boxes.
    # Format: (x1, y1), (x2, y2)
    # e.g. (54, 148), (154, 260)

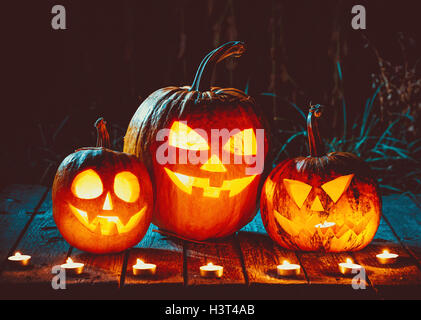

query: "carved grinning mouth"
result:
(164, 168), (257, 198)
(69, 204), (146, 236)
(274, 209), (377, 248)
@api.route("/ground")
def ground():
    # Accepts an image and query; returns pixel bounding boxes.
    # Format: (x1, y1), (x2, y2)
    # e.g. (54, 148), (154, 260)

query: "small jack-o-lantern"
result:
(53, 118), (153, 254)
(124, 41), (269, 240)
(261, 105), (381, 252)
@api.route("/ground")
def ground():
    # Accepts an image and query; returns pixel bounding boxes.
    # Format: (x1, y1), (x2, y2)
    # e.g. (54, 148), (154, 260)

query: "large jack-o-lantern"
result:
(53, 118), (153, 253)
(261, 105), (381, 252)
(124, 41), (269, 240)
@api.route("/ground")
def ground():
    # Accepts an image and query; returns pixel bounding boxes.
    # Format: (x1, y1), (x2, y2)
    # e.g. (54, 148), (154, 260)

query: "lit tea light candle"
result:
(8, 252), (31, 267)
(277, 260), (301, 277)
(376, 249), (399, 265)
(200, 262), (223, 278)
(315, 221), (336, 229)
(339, 258), (362, 275)
(61, 257), (84, 275)
(132, 259), (157, 276)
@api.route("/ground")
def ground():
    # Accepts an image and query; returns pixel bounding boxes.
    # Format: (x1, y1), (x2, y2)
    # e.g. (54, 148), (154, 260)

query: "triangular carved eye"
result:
(283, 179), (312, 209)
(168, 121), (209, 151)
(222, 129), (257, 156)
(321, 174), (354, 203)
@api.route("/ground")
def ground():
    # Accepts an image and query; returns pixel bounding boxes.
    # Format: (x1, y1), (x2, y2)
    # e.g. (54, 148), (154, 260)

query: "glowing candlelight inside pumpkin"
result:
(61, 257), (84, 275)
(376, 250), (399, 265)
(277, 260), (301, 277)
(338, 258), (362, 275)
(200, 262), (223, 278)
(132, 259), (157, 276)
(8, 252), (31, 267)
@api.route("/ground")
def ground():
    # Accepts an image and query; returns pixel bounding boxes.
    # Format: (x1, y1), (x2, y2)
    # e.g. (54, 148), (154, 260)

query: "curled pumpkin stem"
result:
(190, 41), (246, 92)
(94, 117), (111, 149)
(307, 104), (324, 157)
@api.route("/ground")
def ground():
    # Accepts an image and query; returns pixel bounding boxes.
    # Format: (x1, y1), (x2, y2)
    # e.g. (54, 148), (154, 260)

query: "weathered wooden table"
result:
(0, 183), (420, 299)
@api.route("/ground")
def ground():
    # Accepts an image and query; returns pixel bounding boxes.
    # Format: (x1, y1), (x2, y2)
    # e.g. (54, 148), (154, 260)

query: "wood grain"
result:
(65, 248), (125, 290)
(238, 214), (307, 285)
(0, 184), (48, 268)
(0, 189), (69, 298)
(354, 240), (421, 298)
(0, 184), (420, 299)
(381, 194), (421, 265)
(123, 225), (184, 290)
(185, 235), (246, 287)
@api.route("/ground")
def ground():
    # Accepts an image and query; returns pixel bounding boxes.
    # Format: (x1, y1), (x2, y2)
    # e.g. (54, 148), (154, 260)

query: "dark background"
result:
(1, 0), (420, 189)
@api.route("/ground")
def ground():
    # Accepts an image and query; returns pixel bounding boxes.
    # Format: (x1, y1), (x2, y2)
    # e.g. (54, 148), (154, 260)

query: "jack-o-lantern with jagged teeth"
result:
(53, 118), (153, 254)
(261, 105), (381, 252)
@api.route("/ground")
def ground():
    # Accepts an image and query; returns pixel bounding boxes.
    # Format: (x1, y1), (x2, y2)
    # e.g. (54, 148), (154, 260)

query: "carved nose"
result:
(310, 195), (324, 211)
(200, 154), (227, 172)
(103, 192), (113, 210)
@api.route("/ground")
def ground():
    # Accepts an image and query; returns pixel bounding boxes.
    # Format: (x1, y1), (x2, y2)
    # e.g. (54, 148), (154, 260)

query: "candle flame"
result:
(283, 260), (290, 265)
(383, 249), (389, 255)
(66, 257), (74, 264)
(136, 259), (144, 265)
(15, 252), (21, 257)
(207, 262), (214, 266)
(346, 258), (353, 264)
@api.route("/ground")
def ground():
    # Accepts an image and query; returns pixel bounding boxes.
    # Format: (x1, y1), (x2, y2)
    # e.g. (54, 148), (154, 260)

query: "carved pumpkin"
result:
(261, 105), (381, 252)
(53, 118), (153, 254)
(124, 41), (269, 240)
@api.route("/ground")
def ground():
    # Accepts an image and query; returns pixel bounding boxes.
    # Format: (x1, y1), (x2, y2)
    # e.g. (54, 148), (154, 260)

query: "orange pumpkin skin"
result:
(150, 107), (266, 240)
(124, 42), (269, 240)
(261, 106), (381, 252)
(53, 119), (153, 254)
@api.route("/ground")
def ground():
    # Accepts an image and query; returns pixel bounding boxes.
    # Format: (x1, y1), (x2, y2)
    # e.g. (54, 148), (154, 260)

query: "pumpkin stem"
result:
(190, 41), (246, 92)
(94, 117), (111, 148)
(307, 104), (325, 157)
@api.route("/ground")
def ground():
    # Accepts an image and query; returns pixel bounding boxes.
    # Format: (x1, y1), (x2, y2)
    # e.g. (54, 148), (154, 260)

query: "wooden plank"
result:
(64, 248), (125, 292)
(185, 236), (246, 287)
(381, 194), (421, 265)
(295, 251), (376, 298)
(353, 240), (421, 299)
(0, 190), (70, 298)
(0, 184), (48, 267)
(243, 212), (375, 298)
(0, 186), (124, 298)
(351, 193), (421, 299)
(238, 214), (307, 286)
(122, 224), (184, 298)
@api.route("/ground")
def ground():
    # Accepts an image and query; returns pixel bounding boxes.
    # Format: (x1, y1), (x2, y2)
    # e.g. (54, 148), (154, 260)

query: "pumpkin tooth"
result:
(86, 211), (99, 224)
(117, 211), (133, 226)
(332, 229), (354, 248)
(93, 222), (102, 234)
(164, 167), (256, 198)
(333, 224), (349, 239)
(208, 175), (225, 188)
(202, 187), (221, 198)
(101, 222), (119, 236)
(191, 186), (205, 197)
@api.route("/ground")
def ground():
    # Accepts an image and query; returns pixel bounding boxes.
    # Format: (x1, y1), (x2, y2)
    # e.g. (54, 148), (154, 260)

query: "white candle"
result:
(277, 260), (301, 277)
(376, 250), (399, 265)
(132, 259), (157, 276)
(339, 258), (362, 275)
(200, 262), (223, 278)
(61, 257), (84, 275)
(315, 221), (336, 229)
(8, 252), (31, 267)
